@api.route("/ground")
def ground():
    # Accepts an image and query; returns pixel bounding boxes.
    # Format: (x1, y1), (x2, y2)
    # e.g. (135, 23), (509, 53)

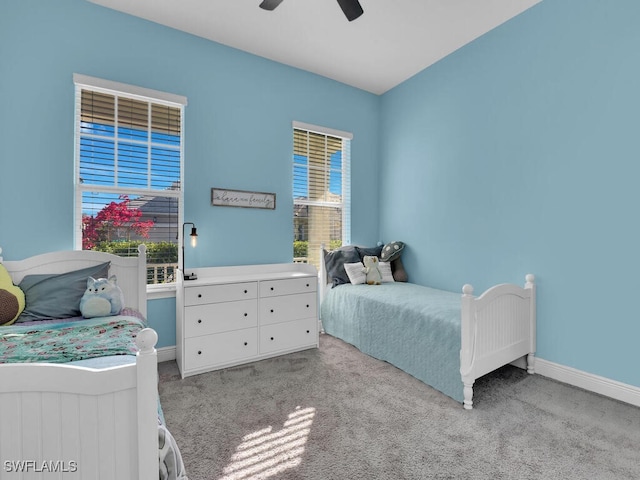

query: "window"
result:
(73, 74), (187, 285)
(293, 121), (351, 270)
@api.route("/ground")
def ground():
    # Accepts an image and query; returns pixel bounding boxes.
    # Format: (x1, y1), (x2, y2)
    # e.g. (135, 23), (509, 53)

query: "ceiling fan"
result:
(259, 0), (364, 22)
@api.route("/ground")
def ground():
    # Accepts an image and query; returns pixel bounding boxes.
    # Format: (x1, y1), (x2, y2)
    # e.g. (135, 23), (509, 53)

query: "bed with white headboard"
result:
(319, 244), (537, 410)
(0, 245), (185, 479)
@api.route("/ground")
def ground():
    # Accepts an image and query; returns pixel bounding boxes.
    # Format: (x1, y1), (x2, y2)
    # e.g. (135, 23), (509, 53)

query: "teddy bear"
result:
(362, 255), (382, 285)
(80, 275), (125, 318)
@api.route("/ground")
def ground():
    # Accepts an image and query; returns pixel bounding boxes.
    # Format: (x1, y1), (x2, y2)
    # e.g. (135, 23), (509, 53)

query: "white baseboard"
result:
(157, 346), (176, 363)
(535, 357), (640, 408)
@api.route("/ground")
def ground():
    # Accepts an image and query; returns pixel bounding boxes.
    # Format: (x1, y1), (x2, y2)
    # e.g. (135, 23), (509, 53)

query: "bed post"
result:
(460, 284), (476, 410)
(525, 274), (536, 374)
(319, 243), (327, 310)
(136, 327), (158, 480)
(137, 244), (148, 318)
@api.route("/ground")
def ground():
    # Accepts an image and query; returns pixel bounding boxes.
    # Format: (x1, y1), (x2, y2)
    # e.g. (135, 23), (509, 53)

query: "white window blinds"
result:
(73, 74), (187, 284)
(293, 122), (351, 269)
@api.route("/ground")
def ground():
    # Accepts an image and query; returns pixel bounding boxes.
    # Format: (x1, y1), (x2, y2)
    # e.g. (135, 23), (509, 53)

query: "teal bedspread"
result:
(320, 282), (464, 403)
(0, 315), (145, 364)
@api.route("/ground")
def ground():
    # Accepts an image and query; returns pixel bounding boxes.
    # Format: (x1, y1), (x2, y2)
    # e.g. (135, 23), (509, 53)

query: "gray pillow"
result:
(324, 246), (360, 286)
(356, 245), (383, 261)
(17, 262), (110, 322)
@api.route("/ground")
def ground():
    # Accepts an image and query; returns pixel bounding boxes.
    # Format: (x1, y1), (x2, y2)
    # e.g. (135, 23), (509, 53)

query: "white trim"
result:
(147, 283), (177, 300)
(157, 346), (176, 363)
(535, 357), (640, 408)
(342, 138), (351, 245)
(73, 73), (188, 106)
(292, 121), (353, 140)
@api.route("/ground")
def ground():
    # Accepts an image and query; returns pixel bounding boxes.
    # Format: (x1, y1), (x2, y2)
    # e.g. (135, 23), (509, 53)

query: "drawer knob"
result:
(270, 287), (274, 291)
(306, 330), (310, 334)
(244, 289), (248, 294)
(306, 283), (310, 287)
(270, 337), (274, 341)
(244, 342), (248, 346)
(197, 350), (202, 355)
(270, 309), (274, 313)
(198, 319), (202, 324)
(244, 313), (248, 317)
(198, 294), (202, 298)
(306, 304), (309, 308)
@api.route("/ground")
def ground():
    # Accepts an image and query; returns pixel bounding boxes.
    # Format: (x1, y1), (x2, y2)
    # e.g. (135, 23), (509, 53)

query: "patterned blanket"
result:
(0, 314), (145, 363)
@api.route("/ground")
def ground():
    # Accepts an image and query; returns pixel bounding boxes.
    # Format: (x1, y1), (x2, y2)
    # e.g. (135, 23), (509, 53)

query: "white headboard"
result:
(0, 245), (148, 317)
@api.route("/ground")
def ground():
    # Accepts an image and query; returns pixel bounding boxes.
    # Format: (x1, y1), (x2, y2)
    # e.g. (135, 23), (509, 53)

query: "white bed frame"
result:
(0, 245), (159, 479)
(319, 257), (536, 410)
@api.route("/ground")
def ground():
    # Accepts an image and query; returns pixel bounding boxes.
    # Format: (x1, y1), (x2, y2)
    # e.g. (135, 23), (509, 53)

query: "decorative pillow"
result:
(356, 245), (383, 262)
(323, 246), (360, 286)
(17, 262), (110, 322)
(391, 257), (408, 282)
(0, 264), (25, 326)
(80, 275), (125, 318)
(343, 262), (366, 285)
(380, 241), (405, 262)
(378, 261), (395, 283)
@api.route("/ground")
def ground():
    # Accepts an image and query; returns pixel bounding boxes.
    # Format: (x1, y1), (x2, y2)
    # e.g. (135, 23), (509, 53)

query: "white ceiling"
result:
(88, 0), (542, 95)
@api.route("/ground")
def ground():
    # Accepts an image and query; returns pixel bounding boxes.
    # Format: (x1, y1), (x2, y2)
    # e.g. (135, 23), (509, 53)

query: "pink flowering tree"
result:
(82, 195), (154, 250)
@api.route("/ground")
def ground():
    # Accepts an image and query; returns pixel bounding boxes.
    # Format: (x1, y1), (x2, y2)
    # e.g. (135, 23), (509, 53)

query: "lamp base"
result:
(183, 272), (198, 281)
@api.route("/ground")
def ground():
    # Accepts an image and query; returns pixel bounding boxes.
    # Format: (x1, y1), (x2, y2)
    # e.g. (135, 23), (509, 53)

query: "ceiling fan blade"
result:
(336, 0), (363, 21)
(259, 0), (284, 11)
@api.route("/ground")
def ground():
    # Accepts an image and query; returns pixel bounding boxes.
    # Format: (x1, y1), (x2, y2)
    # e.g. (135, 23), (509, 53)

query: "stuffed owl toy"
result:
(80, 275), (125, 318)
(363, 255), (382, 285)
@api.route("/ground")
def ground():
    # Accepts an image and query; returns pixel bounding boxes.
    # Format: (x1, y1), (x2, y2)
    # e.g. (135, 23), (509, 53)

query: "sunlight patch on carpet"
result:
(219, 406), (316, 480)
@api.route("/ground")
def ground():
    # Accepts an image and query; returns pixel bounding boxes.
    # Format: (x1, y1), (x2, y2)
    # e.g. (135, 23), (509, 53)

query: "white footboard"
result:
(0, 328), (159, 479)
(460, 275), (536, 409)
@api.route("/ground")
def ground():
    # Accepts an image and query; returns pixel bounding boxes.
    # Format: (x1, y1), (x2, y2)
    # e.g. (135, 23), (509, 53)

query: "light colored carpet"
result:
(159, 334), (640, 480)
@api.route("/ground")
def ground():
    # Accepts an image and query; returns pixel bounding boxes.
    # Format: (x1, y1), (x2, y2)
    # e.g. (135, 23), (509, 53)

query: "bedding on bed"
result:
(0, 311), (145, 363)
(320, 282), (464, 403)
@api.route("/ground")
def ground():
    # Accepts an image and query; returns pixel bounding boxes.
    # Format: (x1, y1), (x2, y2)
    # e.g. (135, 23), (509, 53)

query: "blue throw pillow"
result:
(17, 262), (110, 322)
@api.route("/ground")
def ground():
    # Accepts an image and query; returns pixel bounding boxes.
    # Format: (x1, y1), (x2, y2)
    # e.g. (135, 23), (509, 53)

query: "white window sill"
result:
(147, 283), (177, 300)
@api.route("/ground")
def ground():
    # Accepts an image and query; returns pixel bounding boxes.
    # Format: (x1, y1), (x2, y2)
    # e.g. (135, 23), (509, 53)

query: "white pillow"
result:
(343, 262), (366, 285)
(378, 261), (395, 283)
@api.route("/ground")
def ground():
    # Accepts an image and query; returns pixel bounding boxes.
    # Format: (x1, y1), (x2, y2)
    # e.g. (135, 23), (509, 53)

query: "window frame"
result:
(292, 121), (352, 265)
(73, 74), (187, 294)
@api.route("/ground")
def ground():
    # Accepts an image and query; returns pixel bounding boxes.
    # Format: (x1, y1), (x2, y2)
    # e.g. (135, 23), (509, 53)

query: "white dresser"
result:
(176, 263), (319, 378)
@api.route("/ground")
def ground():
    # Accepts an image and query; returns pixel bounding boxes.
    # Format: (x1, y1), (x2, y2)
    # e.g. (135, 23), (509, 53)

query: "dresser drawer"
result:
(185, 282), (257, 306)
(184, 328), (258, 370)
(259, 318), (317, 354)
(260, 277), (317, 297)
(260, 292), (316, 326)
(184, 300), (257, 338)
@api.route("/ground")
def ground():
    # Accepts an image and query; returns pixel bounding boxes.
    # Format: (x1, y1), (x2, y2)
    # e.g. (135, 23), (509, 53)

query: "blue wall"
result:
(0, 0), (380, 346)
(147, 297), (176, 349)
(380, 0), (640, 387)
